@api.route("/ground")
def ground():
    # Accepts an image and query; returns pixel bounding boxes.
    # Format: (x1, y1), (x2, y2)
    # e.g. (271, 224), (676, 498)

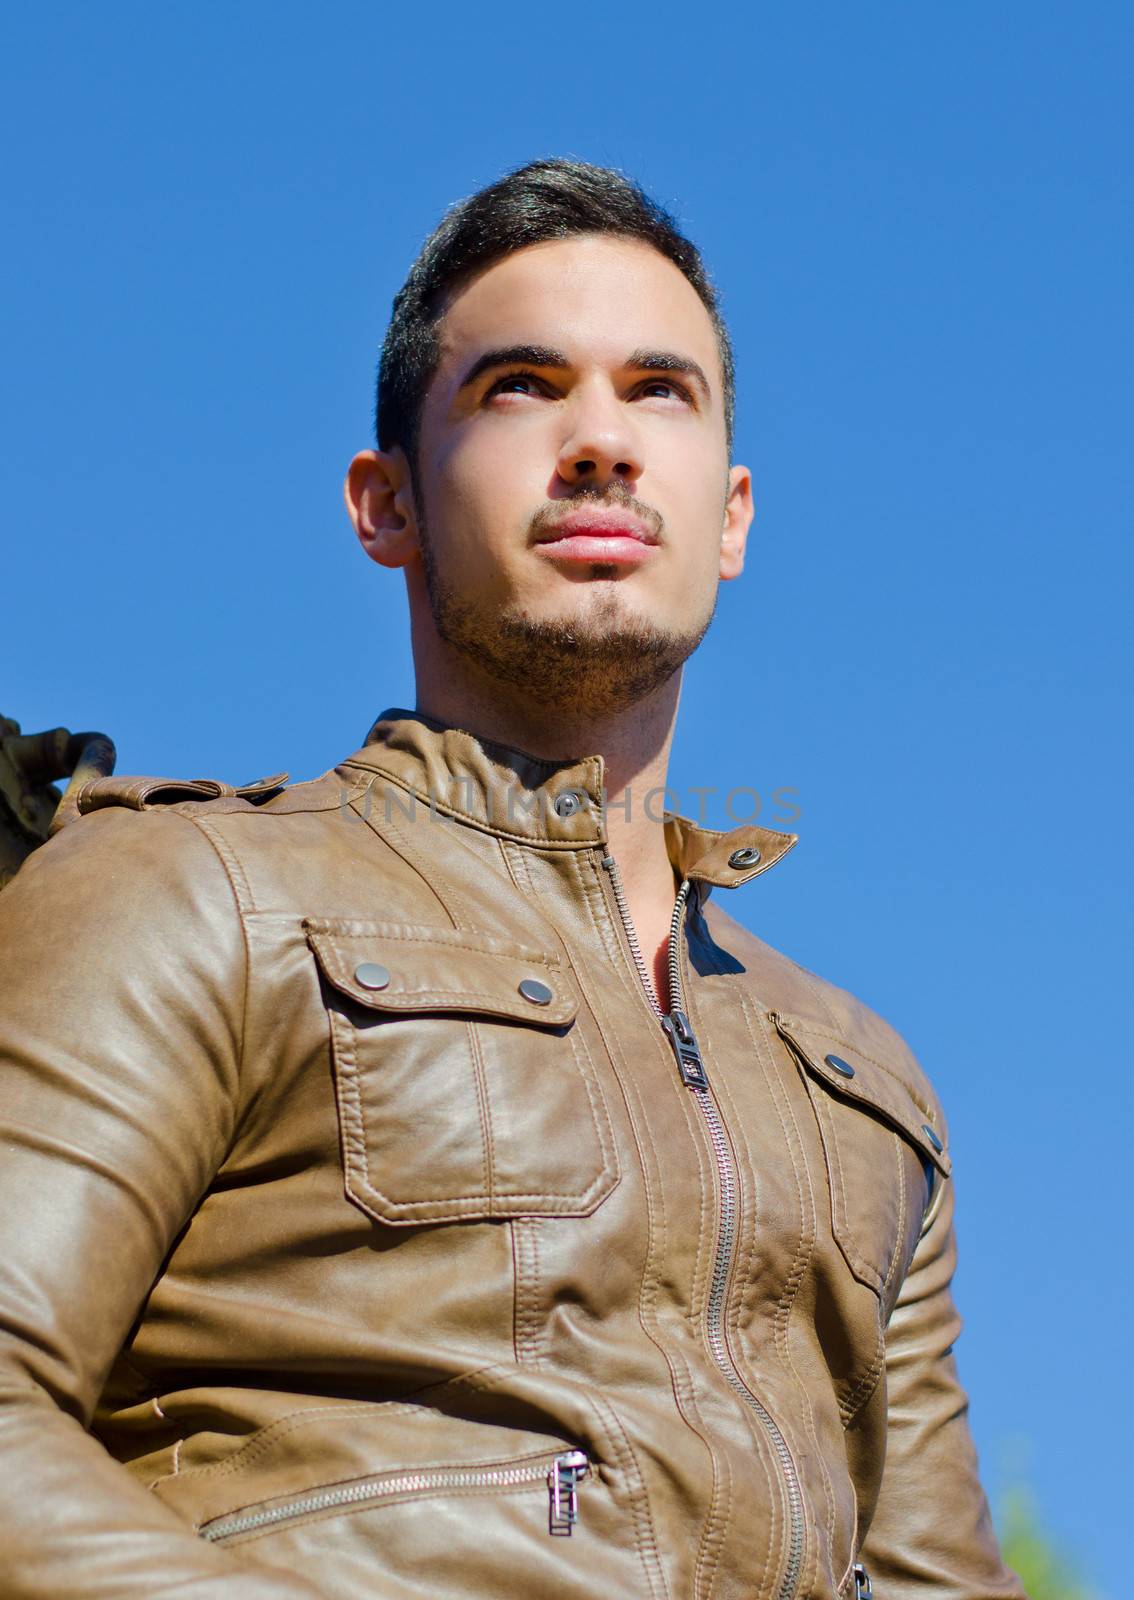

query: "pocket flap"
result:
(771, 1012), (951, 1178)
(303, 919), (578, 1027)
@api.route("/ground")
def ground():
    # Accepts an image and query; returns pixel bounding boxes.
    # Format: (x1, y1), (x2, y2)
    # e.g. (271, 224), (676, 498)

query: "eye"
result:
(485, 371), (550, 402)
(635, 378), (693, 404)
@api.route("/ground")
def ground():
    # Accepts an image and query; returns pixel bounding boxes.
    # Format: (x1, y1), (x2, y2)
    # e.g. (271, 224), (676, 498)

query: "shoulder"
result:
(1, 766), (305, 932)
(9, 764), (371, 922)
(66, 768), (357, 825)
(2, 790), (238, 945)
(702, 898), (947, 1148)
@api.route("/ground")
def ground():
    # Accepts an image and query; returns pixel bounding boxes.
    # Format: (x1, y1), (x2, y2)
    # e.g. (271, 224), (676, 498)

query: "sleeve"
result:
(856, 1174), (1026, 1598)
(0, 807), (323, 1598)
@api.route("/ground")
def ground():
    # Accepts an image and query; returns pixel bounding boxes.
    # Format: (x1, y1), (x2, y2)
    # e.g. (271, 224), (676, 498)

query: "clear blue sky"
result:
(3, 4), (1130, 1589)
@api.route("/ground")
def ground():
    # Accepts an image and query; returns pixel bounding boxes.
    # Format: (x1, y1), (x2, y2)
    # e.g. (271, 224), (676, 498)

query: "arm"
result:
(857, 1176), (1025, 1598)
(0, 807), (322, 1598)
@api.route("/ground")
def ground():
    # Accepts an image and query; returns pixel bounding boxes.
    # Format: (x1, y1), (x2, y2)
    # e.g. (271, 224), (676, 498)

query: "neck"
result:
(407, 635), (688, 1010)
(411, 637), (682, 890)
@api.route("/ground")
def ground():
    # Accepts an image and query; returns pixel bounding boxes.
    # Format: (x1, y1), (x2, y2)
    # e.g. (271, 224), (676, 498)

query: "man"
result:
(0, 160), (1022, 1598)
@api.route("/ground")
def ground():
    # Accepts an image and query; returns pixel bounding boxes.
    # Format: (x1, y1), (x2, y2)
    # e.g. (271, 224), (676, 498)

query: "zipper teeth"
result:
(602, 852), (805, 1600)
(201, 1460), (551, 1543)
(697, 1085), (805, 1600)
(666, 880), (691, 1016)
(601, 852), (671, 1018)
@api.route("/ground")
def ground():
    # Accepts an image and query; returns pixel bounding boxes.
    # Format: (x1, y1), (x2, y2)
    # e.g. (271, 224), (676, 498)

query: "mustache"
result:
(527, 481), (665, 543)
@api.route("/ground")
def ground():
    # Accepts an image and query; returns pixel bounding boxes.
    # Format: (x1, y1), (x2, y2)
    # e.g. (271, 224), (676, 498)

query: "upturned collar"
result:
(338, 708), (796, 889)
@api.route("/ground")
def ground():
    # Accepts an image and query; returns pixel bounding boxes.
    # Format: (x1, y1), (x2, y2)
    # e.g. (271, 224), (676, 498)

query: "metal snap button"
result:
(921, 1123), (944, 1153)
(553, 790), (585, 818)
(354, 962), (390, 991)
(518, 978), (554, 1005)
(825, 1053), (856, 1079)
(727, 846), (761, 869)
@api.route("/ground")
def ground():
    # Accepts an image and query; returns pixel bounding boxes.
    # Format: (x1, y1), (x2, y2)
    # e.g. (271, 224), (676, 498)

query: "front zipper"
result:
(601, 853), (806, 1600)
(199, 1448), (589, 1544)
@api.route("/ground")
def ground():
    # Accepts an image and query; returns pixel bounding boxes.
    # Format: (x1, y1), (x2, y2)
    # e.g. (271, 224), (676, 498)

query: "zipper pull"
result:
(548, 1449), (589, 1536)
(853, 1563), (873, 1599)
(661, 1009), (710, 1090)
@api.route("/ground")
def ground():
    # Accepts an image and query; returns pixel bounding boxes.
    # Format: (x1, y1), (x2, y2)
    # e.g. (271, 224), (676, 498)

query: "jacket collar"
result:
(338, 708), (797, 889)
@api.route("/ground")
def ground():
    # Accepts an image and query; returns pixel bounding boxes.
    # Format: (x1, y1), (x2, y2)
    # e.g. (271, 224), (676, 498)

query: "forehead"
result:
(435, 234), (723, 385)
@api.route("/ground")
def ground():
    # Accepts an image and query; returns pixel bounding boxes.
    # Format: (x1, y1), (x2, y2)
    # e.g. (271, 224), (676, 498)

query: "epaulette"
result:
(53, 771), (289, 829)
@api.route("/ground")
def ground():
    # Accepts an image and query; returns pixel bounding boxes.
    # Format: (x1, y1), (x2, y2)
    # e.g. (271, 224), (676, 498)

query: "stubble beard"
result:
(416, 503), (717, 721)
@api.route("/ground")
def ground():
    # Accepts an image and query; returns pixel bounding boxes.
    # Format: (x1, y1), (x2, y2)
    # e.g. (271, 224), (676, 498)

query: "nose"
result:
(555, 378), (644, 489)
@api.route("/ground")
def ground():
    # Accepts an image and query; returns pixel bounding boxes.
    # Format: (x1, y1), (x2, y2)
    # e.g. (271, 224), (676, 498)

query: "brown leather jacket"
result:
(0, 710), (1022, 1599)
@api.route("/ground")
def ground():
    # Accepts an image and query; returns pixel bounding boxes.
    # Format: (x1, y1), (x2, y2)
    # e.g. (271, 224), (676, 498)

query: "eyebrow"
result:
(626, 349), (711, 399)
(456, 343), (712, 400)
(458, 345), (570, 390)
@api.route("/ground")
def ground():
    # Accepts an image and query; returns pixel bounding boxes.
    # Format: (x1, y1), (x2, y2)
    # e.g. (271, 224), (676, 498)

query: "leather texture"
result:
(0, 709), (1023, 1597)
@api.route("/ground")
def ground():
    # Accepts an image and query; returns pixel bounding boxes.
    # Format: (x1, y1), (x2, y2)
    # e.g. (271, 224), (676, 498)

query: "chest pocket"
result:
(772, 1014), (951, 1299)
(305, 919), (620, 1226)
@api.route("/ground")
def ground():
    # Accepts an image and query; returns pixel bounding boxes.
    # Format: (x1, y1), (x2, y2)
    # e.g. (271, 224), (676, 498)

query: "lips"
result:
(532, 506), (661, 567)
(534, 507), (658, 545)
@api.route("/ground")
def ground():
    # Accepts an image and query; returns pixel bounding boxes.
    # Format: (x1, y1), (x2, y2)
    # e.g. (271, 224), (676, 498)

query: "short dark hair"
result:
(376, 158), (735, 478)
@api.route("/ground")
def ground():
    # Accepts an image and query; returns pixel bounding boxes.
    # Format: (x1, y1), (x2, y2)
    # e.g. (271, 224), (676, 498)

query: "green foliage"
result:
(998, 1487), (1099, 1600)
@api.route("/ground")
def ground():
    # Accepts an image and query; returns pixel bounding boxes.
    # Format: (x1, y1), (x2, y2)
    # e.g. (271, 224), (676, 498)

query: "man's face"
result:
(352, 233), (752, 717)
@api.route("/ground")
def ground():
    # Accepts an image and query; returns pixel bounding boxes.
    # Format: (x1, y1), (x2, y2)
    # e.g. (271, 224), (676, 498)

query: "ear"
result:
(344, 448), (421, 569)
(720, 464), (753, 581)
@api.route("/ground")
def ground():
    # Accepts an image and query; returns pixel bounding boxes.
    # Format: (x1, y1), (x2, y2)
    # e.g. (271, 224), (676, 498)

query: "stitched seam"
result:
(837, 1476), (861, 1595)
(703, 1087), (777, 1600)
(508, 1221), (522, 1362)
(191, 815), (255, 914)
(881, 1129), (907, 1299)
(499, 836), (536, 898)
(377, 805), (592, 981)
(329, 1009), (370, 1213)
(778, 1026), (899, 1294)
(529, 1220), (549, 1364)
(778, 1019), (938, 1122)
(310, 928), (562, 964)
(156, 1403), (428, 1486)
(467, 1020), (494, 1205)
(746, 1000), (837, 1580)
(802, 1074), (880, 1290)
(696, 1434), (734, 1600)
(526, 1226), (546, 1362)
(334, 1019), (614, 1216)
(344, 744), (580, 780)
(802, 1061), (947, 1173)
(185, 815), (252, 1136)
(563, 1002), (620, 1200)
(509, 1219), (526, 1363)
(507, 1220), (544, 1365)
(384, 806), (479, 929)
(357, 804), (463, 928)
(824, 1087), (885, 1292)
(669, 933), (769, 1597)
(677, 938), (717, 1344)
(840, 1336), (886, 1426)
(794, 964), (842, 1029)
(586, 1393), (671, 1600)
(297, 778), (372, 814)
(338, 763), (603, 847)
(333, 985), (567, 1008)
(707, 1056), (797, 1600)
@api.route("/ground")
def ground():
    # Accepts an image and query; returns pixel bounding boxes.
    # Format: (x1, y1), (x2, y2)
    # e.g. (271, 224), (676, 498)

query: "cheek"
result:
(655, 471), (728, 579)
(437, 424), (548, 526)
(419, 433), (544, 583)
